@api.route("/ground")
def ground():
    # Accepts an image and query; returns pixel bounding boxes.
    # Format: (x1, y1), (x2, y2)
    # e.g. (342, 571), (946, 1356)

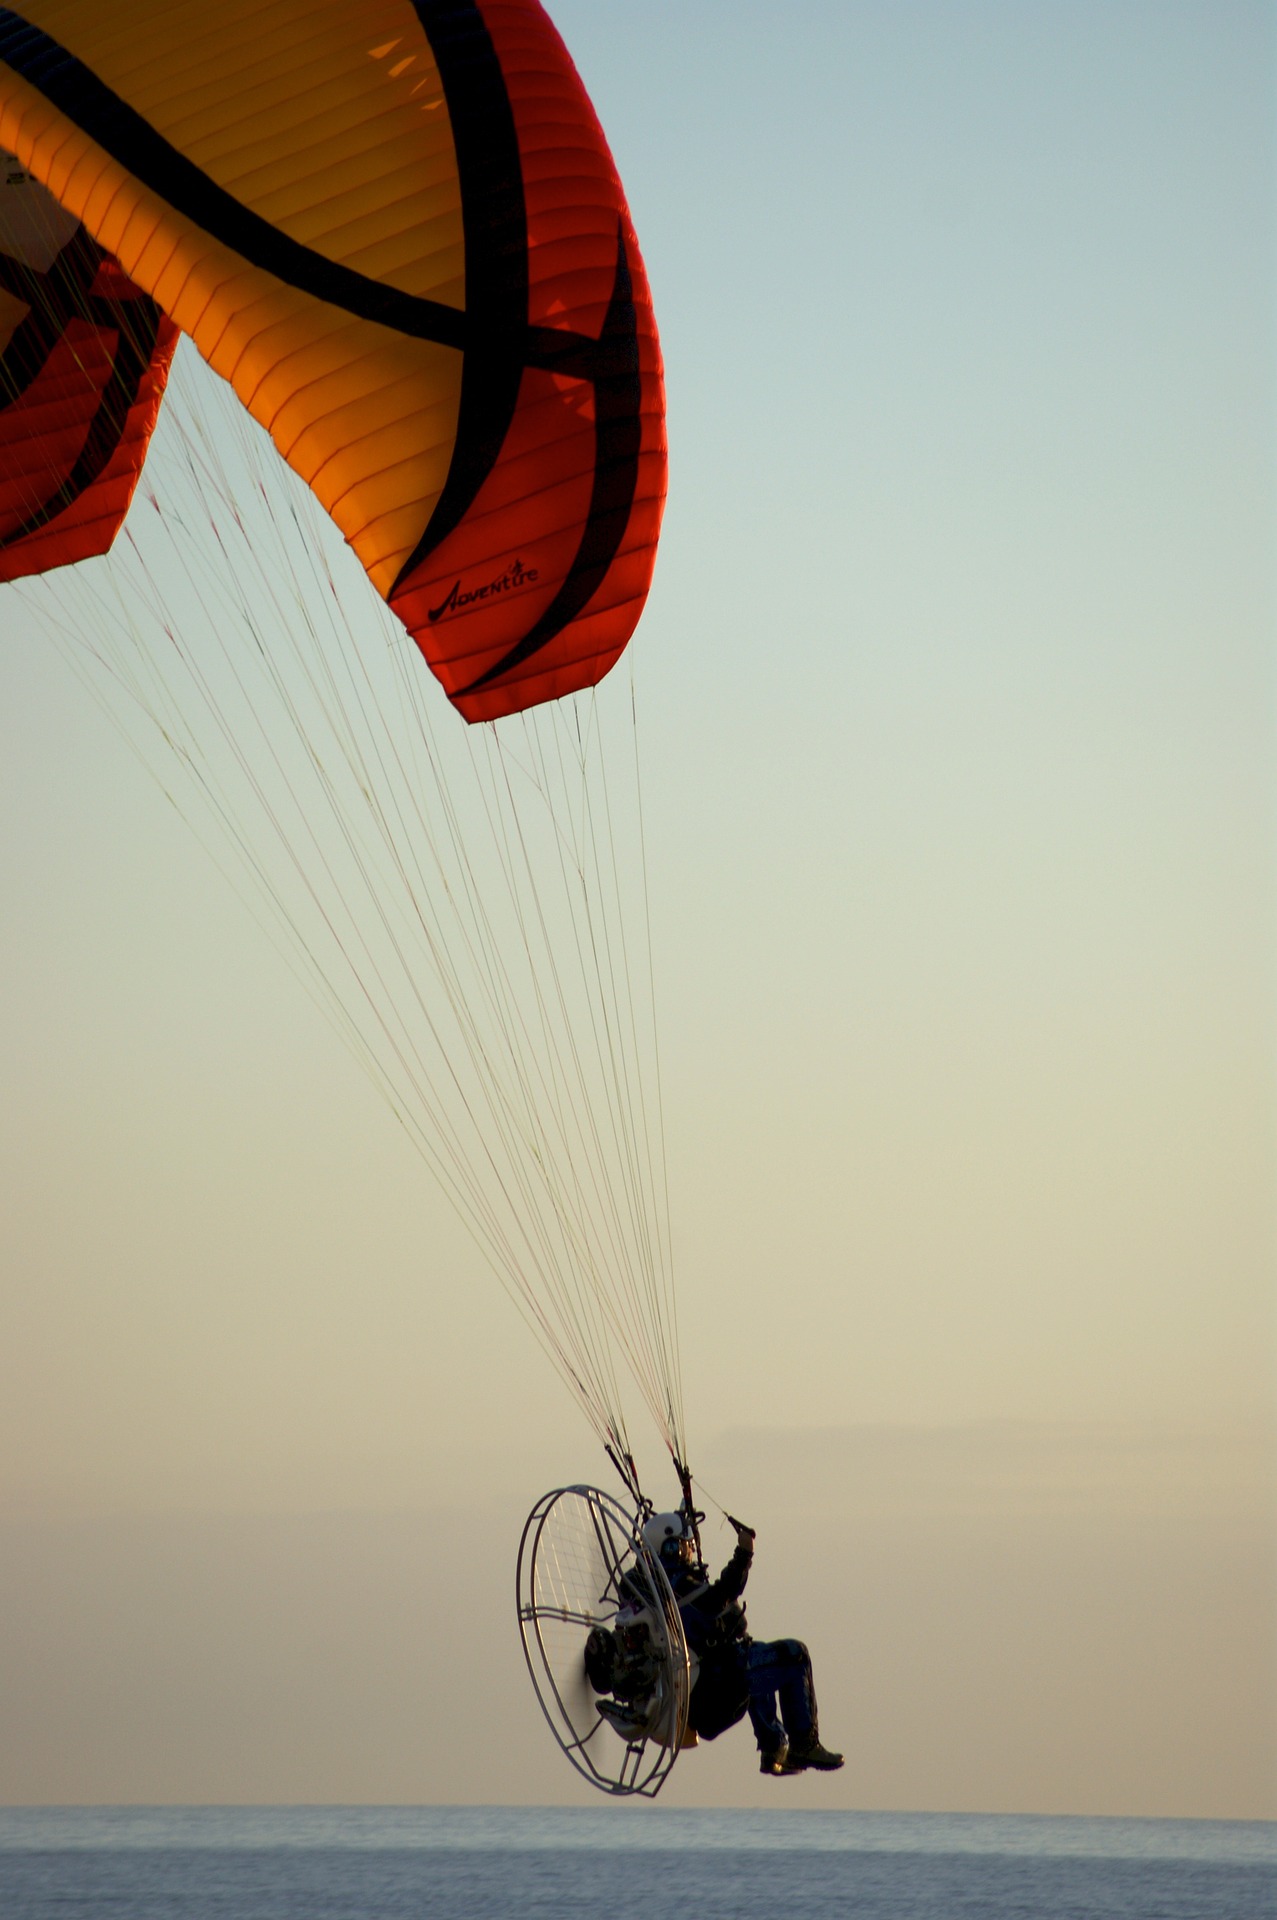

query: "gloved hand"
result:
(727, 1514), (756, 1547)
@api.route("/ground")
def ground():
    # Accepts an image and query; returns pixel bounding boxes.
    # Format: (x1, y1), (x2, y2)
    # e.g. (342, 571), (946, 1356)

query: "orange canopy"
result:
(0, 1), (666, 720)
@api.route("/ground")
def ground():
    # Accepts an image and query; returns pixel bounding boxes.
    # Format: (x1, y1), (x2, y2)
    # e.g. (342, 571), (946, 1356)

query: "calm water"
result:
(0, 1807), (1272, 1919)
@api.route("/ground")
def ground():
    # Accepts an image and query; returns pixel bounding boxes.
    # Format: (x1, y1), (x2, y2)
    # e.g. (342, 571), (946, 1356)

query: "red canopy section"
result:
(0, 153), (176, 586)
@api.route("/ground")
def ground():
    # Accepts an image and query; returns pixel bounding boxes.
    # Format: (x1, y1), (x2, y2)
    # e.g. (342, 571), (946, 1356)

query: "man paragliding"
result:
(641, 1511), (845, 1777)
(2, 0), (841, 1803)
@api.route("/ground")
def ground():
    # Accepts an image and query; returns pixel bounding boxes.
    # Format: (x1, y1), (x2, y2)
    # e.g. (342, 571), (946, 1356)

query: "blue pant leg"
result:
(745, 1644), (784, 1751)
(746, 1640), (816, 1749)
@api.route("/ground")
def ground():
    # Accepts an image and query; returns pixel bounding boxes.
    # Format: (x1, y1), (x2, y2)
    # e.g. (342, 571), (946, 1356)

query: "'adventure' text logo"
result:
(428, 557), (539, 623)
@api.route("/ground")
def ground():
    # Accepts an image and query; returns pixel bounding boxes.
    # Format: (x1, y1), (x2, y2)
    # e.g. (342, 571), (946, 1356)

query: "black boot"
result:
(779, 1733), (844, 1773)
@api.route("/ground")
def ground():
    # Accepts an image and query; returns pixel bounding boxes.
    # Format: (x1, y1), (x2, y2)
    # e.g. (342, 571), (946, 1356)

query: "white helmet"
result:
(641, 1512), (685, 1556)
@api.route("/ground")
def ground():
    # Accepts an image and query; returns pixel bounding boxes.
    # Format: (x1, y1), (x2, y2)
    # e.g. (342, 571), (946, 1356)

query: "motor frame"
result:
(516, 1483), (692, 1797)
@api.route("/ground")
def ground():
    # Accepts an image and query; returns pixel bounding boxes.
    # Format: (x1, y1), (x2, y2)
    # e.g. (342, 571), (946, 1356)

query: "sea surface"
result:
(0, 1806), (1272, 1919)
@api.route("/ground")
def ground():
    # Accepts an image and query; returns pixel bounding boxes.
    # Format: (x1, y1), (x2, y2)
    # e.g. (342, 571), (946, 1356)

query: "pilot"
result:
(641, 1511), (844, 1776)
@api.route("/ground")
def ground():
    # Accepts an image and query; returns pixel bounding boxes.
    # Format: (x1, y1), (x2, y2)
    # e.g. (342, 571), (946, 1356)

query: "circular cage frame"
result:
(516, 1484), (692, 1798)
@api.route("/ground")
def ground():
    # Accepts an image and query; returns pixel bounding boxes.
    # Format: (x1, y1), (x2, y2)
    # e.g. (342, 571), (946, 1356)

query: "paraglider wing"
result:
(0, 148), (177, 583)
(2, 0), (687, 1537)
(0, 0), (666, 719)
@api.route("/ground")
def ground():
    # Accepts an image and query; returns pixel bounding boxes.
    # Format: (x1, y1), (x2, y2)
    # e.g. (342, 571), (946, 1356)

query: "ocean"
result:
(0, 1807), (1272, 1919)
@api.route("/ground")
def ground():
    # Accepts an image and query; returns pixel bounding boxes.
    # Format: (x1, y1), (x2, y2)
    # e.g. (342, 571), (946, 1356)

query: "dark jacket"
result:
(672, 1538), (753, 1740)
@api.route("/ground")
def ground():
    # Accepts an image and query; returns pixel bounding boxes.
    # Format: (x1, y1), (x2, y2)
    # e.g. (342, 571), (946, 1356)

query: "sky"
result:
(1, 0), (1273, 1814)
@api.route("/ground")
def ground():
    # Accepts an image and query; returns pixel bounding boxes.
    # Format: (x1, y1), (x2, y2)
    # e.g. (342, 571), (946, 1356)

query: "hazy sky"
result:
(1, 1), (1273, 1813)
